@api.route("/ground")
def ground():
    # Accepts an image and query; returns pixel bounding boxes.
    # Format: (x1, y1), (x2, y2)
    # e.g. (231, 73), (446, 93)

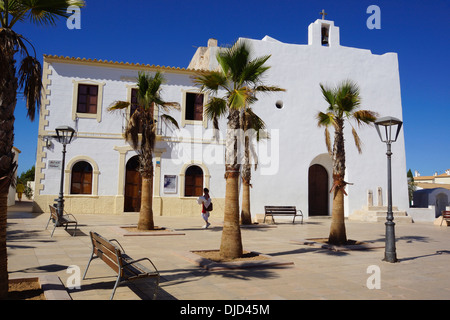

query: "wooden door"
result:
(124, 156), (142, 212)
(184, 165), (203, 197)
(308, 164), (329, 216)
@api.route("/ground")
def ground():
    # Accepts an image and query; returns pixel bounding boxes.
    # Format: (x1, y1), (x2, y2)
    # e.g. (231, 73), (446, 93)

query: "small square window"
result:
(77, 84), (98, 114)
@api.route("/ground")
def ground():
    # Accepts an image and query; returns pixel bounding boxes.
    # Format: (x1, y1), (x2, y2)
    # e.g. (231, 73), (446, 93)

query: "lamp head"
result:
(374, 116), (403, 143)
(55, 126), (76, 145)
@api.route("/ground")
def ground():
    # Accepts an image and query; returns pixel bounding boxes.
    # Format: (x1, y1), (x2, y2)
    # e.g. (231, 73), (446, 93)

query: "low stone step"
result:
(349, 210), (413, 223)
(374, 211), (408, 217)
(375, 215), (413, 223)
(362, 206), (399, 211)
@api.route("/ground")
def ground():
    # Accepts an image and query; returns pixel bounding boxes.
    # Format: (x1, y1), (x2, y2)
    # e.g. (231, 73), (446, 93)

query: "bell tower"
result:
(308, 10), (340, 47)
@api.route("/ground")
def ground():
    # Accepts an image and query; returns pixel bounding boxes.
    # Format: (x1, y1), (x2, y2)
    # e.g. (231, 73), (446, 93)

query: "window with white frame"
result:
(71, 80), (105, 122)
(181, 90), (208, 128)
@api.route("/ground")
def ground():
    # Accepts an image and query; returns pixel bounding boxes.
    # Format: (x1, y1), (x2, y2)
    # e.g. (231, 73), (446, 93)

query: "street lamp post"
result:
(374, 116), (403, 263)
(55, 126), (75, 222)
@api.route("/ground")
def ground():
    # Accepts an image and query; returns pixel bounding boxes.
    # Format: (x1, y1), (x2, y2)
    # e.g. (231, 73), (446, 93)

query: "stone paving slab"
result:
(6, 201), (450, 302)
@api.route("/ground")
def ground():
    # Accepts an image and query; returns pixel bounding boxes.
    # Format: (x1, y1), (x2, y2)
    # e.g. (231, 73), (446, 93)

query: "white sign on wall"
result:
(164, 175), (177, 194)
(48, 160), (62, 170)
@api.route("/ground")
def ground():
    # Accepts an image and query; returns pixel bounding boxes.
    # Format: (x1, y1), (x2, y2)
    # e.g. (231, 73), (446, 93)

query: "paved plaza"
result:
(6, 201), (450, 301)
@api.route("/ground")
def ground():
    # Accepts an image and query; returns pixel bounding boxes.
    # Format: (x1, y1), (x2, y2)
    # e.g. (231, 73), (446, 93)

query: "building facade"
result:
(33, 18), (410, 220)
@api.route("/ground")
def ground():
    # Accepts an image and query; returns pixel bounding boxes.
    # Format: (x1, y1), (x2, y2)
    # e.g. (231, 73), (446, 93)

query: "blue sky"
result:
(12, 0), (449, 177)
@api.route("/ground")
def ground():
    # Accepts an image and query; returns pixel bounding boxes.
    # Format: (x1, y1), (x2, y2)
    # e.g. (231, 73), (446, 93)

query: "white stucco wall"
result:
(36, 18), (409, 218)
(35, 58), (228, 214)
(229, 19), (409, 217)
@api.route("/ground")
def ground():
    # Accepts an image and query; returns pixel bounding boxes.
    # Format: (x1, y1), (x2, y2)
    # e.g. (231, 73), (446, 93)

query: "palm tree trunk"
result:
(0, 192), (8, 299)
(137, 149), (155, 230)
(220, 170), (243, 259)
(240, 114), (252, 225)
(220, 109), (243, 259)
(241, 179), (252, 225)
(0, 29), (20, 299)
(328, 119), (348, 245)
(240, 136), (252, 225)
(138, 176), (154, 230)
(328, 188), (347, 244)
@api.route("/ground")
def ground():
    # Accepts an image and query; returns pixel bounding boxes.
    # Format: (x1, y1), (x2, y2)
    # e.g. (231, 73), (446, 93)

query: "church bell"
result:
(321, 26), (329, 45)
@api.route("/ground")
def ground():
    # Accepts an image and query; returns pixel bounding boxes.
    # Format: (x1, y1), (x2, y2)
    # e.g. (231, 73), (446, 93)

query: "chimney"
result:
(414, 170), (420, 177)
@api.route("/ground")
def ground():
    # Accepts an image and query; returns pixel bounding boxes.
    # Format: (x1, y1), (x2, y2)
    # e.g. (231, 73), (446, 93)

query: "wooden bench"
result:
(83, 231), (160, 300)
(45, 205), (78, 237)
(441, 211), (450, 226)
(264, 206), (303, 224)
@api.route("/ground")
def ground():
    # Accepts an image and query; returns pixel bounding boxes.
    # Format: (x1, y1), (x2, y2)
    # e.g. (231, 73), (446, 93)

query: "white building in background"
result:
(8, 147), (20, 206)
(33, 18), (410, 220)
(413, 170), (450, 190)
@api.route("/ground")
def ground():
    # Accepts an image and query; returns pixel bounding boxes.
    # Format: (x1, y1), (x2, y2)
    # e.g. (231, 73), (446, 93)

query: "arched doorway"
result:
(436, 193), (449, 218)
(124, 156), (142, 212)
(308, 164), (329, 216)
(184, 165), (203, 197)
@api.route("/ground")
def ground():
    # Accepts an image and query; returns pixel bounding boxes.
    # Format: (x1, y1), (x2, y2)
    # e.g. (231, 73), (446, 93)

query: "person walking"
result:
(197, 188), (212, 228)
(16, 182), (25, 202)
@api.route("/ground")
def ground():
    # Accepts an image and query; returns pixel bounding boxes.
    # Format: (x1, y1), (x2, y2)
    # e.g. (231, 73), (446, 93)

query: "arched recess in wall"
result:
(64, 156), (99, 196)
(179, 162), (210, 198)
(308, 153), (333, 216)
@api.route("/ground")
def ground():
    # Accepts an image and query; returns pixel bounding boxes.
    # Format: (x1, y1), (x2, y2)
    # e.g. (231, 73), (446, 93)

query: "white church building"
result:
(33, 18), (410, 220)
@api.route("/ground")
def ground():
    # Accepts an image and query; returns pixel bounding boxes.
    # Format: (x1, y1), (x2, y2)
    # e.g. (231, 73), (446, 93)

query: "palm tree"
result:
(240, 108), (268, 225)
(109, 71), (179, 230)
(193, 40), (284, 259)
(316, 80), (377, 245)
(0, 0), (84, 300)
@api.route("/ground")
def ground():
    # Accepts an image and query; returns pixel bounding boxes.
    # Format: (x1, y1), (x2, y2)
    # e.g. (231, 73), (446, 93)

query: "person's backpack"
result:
(205, 202), (213, 212)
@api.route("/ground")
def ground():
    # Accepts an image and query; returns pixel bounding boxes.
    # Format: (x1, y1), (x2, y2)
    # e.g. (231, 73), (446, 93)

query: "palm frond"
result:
(205, 97), (224, 142)
(0, 28), (30, 58)
(160, 114), (179, 130)
(158, 100), (180, 113)
(352, 109), (378, 126)
(336, 80), (361, 113)
(4, 0), (85, 27)
(318, 80), (376, 159)
(162, 101), (180, 110)
(325, 127), (332, 155)
(320, 83), (335, 110)
(239, 55), (271, 85)
(244, 108), (268, 142)
(217, 40), (251, 83)
(244, 108), (266, 131)
(136, 71), (150, 103)
(254, 85), (286, 93)
(124, 111), (142, 150)
(108, 100), (130, 112)
(352, 127), (362, 154)
(147, 71), (165, 96)
(140, 117), (156, 154)
(316, 111), (335, 127)
(18, 55), (42, 121)
(192, 71), (228, 94)
(229, 88), (251, 110)
(204, 97), (227, 121)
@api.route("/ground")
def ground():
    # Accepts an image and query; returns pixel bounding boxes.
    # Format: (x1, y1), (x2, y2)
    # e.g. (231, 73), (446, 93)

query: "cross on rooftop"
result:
(320, 9), (328, 20)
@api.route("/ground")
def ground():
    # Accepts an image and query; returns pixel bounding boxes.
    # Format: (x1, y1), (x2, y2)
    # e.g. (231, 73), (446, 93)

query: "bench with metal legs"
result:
(83, 231), (160, 300)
